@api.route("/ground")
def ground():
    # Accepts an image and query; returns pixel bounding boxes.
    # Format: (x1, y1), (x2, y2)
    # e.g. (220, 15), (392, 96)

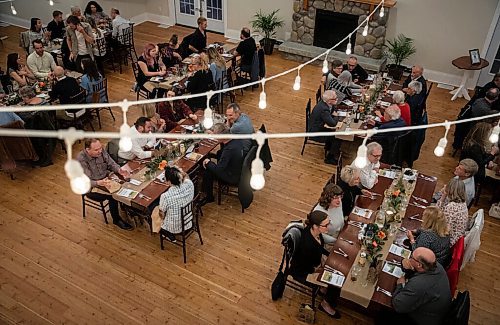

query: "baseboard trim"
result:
(0, 14), (30, 28)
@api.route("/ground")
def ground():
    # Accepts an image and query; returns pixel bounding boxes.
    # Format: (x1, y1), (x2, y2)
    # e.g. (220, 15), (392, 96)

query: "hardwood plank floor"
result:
(0, 22), (498, 324)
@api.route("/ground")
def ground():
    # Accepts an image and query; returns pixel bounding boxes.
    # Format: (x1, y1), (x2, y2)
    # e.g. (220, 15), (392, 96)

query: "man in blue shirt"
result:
(226, 103), (253, 154)
(0, 111), (23, 126)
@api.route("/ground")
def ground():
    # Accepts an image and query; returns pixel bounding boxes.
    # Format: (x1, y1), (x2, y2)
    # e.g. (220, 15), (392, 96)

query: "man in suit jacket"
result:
(308, 90), (341, 164)
(201, 123), (245, 205)
(403, 65), (427, 96)
(343, 56), (368, 82)
(49, 66), (81, 104)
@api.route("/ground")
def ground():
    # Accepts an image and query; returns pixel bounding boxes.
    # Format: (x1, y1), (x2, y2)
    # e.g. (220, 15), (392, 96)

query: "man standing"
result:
(454, 159), (478, 206)
(118, 117), (157, 161)
(391, 247), (451, 325)
(49, 66), (81, 104)
(356, 142), (382, 189)
(343, 56), (368, 82)
(110, 8), (130, 39)
(65, 15), (94, 72)
(27, 39), (56, 81)
(46, 10), (65, 40)
(308, 90), (340, 164)
(188, 17), (207, 55)
(201, 123), (245, 205)
(77, 138), (133, 230)
(403, 65), (427, 96)
(233, 27), (257, 72)
(471, 88), (499, 117)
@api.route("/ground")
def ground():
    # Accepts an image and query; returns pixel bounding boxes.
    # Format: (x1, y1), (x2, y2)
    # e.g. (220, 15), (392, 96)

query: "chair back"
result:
(106, 138), (120, 163)
(69, 88), (87, 104)
(95, 37), (108, 56)
(131, 61), (140, 80)
(282, 223), (304, 268)
(461, 209), (484, 270)
(316, 85), (322, 104)
(258, 124), (273, 170)
(180, 201), (194, 233)
(19, 31), (30, 53)
(305, 98), (312, 133)
(444, 291), (470, 325)
(91, 77), (109, 103)
(446, 236), (465, 297)
(117, 26), (132, 46)
(188, 163), (203, 197)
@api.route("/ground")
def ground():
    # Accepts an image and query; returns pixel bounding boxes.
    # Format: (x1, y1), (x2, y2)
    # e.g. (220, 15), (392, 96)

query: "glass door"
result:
(175, 0), (224, 33)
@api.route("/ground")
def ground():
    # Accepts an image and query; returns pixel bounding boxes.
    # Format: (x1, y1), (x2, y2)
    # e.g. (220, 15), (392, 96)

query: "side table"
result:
(450, 56), (489, 101)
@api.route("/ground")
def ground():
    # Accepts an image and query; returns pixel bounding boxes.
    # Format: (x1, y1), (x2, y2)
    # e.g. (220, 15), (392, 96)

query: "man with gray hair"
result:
(406, 80), (425, 126)
(403, 65), (427, 95)
(308, 90), (341, 164)
(201, 123), (245, 205)
(354, 142), (382, 189)
(370, 105), (406, 142)
(454, 158), (479, 206)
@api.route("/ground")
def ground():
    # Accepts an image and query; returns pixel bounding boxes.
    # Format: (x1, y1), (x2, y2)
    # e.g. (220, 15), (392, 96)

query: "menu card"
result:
(382, 263), (404, 278)
(352, 207), (373, 219)
(320, 270), (346, 287)
(379, 169), (397, 179)
(389, 244), (411, 259)
(116, 188), (139, 199)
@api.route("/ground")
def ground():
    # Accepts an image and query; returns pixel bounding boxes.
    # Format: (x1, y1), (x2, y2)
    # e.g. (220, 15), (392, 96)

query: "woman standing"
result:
(80, 58), (105, 103)
(137, 43), (166, 98)
(436, 178), (469, 246)
(288, 211), (341, 318)
(407, 206), (451, 267)
(7, 53), (35, 89)
(84, 1), (109, 24)
(313, 183), (345, 244)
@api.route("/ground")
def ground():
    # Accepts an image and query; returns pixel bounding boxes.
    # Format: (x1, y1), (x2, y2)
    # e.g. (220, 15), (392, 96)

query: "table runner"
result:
(112, 165), (160, 206)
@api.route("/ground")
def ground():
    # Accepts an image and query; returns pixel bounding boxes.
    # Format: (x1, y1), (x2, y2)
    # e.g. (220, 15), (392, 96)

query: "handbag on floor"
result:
(271, 249), (287, 301)
(489, 203), (500, 219)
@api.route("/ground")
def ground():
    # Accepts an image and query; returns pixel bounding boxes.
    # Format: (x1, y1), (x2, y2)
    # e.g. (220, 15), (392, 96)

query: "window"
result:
(490, 43), (500, 74)
(206, 0), (222, 21)
(180, 0), (195, 15)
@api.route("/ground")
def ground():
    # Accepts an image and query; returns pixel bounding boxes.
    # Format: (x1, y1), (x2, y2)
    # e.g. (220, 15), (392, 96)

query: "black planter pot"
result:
(260, 38), (275, 55)
(387, 65), (405, 82)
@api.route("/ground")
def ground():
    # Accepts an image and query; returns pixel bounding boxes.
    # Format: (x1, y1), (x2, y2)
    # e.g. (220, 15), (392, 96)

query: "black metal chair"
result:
(159, 201), (203, 263)
(324, 151), (343, 186)
(55, 88), (95, 131)
(315, 85), (322, 104)
(188, 164), (204, 218)
(82, 194), (110, 224)
(91, 77), (115, 129)
(131, 61), (151, 100)
(95, 37), (118, 73)
(300, 98), (323, 155)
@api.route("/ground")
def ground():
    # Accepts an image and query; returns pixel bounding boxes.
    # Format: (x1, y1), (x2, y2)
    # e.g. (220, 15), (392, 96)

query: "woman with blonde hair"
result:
(407, 206), (451, 267)
(437, 177), (469, 246)
(207, 47), (228, 89)
(337, 166), (372, 216)
(186, 54), (214, 110)
(460, 122), (496, 182)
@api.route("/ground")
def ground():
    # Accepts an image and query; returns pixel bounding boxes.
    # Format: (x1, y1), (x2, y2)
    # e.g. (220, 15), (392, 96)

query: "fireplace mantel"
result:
(302, 0), (396, 11)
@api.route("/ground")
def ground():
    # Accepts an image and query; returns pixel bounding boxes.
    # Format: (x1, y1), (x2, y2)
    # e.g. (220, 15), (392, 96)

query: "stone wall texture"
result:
(291, 0), (389, 59)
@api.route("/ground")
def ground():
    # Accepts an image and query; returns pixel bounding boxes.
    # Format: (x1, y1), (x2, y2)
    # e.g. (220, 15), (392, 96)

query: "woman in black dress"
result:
(185, 54), (214, 110)
(137, 43), (166, 98)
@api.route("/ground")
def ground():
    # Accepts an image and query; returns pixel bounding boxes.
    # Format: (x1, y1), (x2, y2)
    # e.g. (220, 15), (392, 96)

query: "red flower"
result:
(377, 231), (386, 240)
(158, 160), (167, 170)
(372, 240), (378, 247)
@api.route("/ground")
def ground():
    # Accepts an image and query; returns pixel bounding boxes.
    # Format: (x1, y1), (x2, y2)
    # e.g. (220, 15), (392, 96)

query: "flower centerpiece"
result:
(388, 177), (406, 212)
(146, 157), (168, 180)
(363, 223), (387, 265)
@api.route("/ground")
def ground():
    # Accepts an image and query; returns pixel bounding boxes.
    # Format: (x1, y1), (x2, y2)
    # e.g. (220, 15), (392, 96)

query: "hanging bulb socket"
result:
(322, 57), (329, 74)
(119, 124), (132, 152)
(362, 23), (368, 37)
(380, 6), (385, 17)
(203, 107), (214, 129)
(354, 143), (368, 168)
(250, 158), (265, 190)
(64, 159), (91, 194)
(346, 35), (352, 55)
(433, 138), (447, 157)
(293, 74), (301, 91)
(11, 2), (17, 15)
(49, 0), (54, 6)
(258, 90), (267, 109)
(489, 125), (500, 143)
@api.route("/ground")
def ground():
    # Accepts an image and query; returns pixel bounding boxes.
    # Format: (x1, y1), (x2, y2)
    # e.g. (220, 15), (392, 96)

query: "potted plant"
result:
(383, 34), (416, 81)
(250, 9), (284, 55)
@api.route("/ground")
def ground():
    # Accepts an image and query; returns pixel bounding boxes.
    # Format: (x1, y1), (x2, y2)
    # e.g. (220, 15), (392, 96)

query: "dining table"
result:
(320, 167), (438, 312)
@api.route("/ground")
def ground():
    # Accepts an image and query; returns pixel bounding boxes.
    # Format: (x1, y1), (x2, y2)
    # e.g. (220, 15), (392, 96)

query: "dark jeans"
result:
(202, 163), (239, 200)
(325, 137), (341, 160)
(292, 274), (341, 308)
(374, 310), (417, 325)
(85, 191), (122, 223)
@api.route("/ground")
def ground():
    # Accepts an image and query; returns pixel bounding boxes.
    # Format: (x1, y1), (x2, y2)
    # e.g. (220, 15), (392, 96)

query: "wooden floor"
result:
(0, 22), (499, 325)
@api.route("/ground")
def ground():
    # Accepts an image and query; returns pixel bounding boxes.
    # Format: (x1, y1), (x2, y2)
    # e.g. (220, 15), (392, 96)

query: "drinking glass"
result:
(351, 265), (362, 282)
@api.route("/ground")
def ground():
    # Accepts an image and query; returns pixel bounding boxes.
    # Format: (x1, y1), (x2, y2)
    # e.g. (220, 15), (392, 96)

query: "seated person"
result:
(403, 65), (427, 96)
(471, 88), (499, 118)
(49, 66), (81, 104)
(110, 8), (130, 39)
(326, 70), (354, 103)
(436, 178), (469, 246)
(77, 138), (133, 230)
(288, 211), (341, 318)
(478, 73), (500, 110)
(307, 90), (341, 164)
(389, 248), (451, 325)
(233, 27), (257, 72)
(156, 90), (197, 132)
(26, 39), (56, 81)
(313, 183), (345, 244)
(337, 166), (371, 216)
(185, 54), (214, 110)
(118, 117), (156, 161)
(84, 1), (109, 24)
(453, 158), (479, 206)
(158, 34), (182, 68)
(355, 142), (382, 189)
(47, 10), (65, 40)
(80, 58), (105, 103)
(137, 43), (166, 99)
(157, 166), (195, 242)
(375, 90), (411, 126)
(321, 59), (343, 89)
(369, 105), (406, 141)
(343, 56), (368, 82)
(226, 103), (254, 154)
(460, 122), (497, 182)
(139, 103), (166, 133)
(7, 52), (36, 88)
(407, 206), (451, 268)
(201, 123), (244, 205)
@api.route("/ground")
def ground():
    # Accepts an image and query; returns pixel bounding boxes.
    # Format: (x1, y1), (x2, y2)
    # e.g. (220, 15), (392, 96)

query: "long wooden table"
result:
(323, 170), (437, 311)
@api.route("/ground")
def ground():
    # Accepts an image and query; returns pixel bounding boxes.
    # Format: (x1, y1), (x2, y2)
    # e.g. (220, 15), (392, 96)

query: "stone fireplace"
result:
(290, 0), (391, 60)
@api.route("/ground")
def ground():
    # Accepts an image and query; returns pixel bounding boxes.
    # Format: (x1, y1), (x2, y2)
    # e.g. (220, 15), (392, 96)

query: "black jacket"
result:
(343, 63), (368, 82)
(186, 69), (214, 110)
(308, 101), (339, 143)
(337, 179), (362, 217)
(403, 75), (428, 97)
(206, 139), (244, 185)
(289, 227), (329, 281)
(50, 76), (80, 104)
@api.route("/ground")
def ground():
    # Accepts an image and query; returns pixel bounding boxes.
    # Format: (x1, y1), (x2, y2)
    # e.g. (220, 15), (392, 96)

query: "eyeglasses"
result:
(319, 221), (331, 228)
(333, 194), (343, 199)
(370, 153), (382, 158)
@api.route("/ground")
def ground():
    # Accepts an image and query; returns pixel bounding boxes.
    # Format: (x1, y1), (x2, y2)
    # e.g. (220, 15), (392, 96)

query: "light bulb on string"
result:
(489, 124), (500, 143)
(119, 123), (132, 151)
(63, 135), (91, 194)
(203, 91), (214, 129)
(354, 143), (368, 168)
(362, 23), (368, 37)
(49, 0), (54, 6)
(322, 51), (330, 74)
(293, 70), (301, 91)
(434, 121), (450, 157)
(379, 2), (385, 17)
(11, 2), (17, 15)
(250, 132), (266, 190)
(345, 35), (352, 55)
(70, 175), (91, 194)
(258, 80), (267, 109)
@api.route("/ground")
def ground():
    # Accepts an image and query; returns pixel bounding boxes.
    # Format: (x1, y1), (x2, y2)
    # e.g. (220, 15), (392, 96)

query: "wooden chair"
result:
(131, 61), (151, 100)
(82, 194), (110, 224)
(324, 151), (343, 186)
(300, 98), (323, 155)
(159, 201), (203, 263)
(188, 164), (204, 218)
(91, 77), (115, 129)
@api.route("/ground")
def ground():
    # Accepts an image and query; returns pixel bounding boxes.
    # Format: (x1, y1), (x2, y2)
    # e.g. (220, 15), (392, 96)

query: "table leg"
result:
(450, 70), (471, 101)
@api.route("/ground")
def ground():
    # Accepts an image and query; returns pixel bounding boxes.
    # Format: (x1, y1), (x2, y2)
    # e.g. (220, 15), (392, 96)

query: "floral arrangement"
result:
(363, 223), (387, 265)
(388, 177), (406, 211)
(146, 157), (168, 176)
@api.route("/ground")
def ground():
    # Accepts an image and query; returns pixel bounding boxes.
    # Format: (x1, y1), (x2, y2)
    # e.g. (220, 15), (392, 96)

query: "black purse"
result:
(271, 249), (287, 301)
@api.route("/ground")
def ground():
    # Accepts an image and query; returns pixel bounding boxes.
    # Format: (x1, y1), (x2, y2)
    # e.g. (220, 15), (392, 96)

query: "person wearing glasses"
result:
(289, 211), (341, 319)
(313, 184), (345, 244)
(388, 247), (451, 325)
(343, 56), (368, 83)
(356, 142), (382, 189)
(321, 59), (343, 89)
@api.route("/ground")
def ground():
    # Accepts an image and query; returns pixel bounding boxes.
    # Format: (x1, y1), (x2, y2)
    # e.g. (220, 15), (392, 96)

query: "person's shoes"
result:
(113, 220), (133, 230)
(318, 304), (341, 319)
(324, 158), (338, 165)
(163, 231), (177, 243)
(199, 196), (215, 206)
(39, 160), (54, 167)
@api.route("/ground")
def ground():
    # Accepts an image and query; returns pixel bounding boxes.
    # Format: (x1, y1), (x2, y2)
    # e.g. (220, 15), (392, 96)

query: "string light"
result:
(49, 0), (54, 6)
(380, 0), (385, 17)
(434, 121), (450, 157)
(11, 1), (16, 15)
(490, 122), (500, 143)
(293, 68), (301, 91)
(118, 100), (132, 151)
(258, 79), (267, 109)
(322, 51), (330, 74)
(250, 132), (266, 190)
(203, 91), (214, 129)
(362, 23), (369, 37)
(346, 34), (352, 55)
(63, 133), (91, 194)
(354, 135), (369, 168)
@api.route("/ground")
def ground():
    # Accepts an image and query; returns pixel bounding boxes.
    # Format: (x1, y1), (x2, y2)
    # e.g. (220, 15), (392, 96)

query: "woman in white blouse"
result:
(313, 183), (345, 244)
(436, 177), (469, 246)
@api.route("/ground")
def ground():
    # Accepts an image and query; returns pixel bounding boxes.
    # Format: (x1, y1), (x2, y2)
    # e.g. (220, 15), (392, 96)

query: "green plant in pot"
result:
(383, 34), (416, 81)
(250, 9), (284, 55)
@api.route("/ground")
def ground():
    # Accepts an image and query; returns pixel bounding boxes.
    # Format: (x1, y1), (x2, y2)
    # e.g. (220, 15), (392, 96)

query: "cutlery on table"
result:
(409, 215), (423, 222)
(412, 195), (428, 204)
(370, 192), (382, 197)
(139, 193), (151, 201)
(360, 194), (375, 200)
(324, 265), (344, 276)
(348, 221), (363, 229)
(339, 237), (354, 245)
(398, 226), (407, 232)
(376, 286), (392, 297)
(153, 181), (169, 186)
(409, 202), (426, 209)
(384, 260), (400, 266)
(333, 250), (348, 258)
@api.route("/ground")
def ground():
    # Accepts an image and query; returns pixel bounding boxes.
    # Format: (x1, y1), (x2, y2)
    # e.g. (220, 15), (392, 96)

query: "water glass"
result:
(351, 265), (362, 282)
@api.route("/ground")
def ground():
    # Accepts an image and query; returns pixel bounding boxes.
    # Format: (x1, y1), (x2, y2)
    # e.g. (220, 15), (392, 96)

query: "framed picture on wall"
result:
(469, 49), (481, 65)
